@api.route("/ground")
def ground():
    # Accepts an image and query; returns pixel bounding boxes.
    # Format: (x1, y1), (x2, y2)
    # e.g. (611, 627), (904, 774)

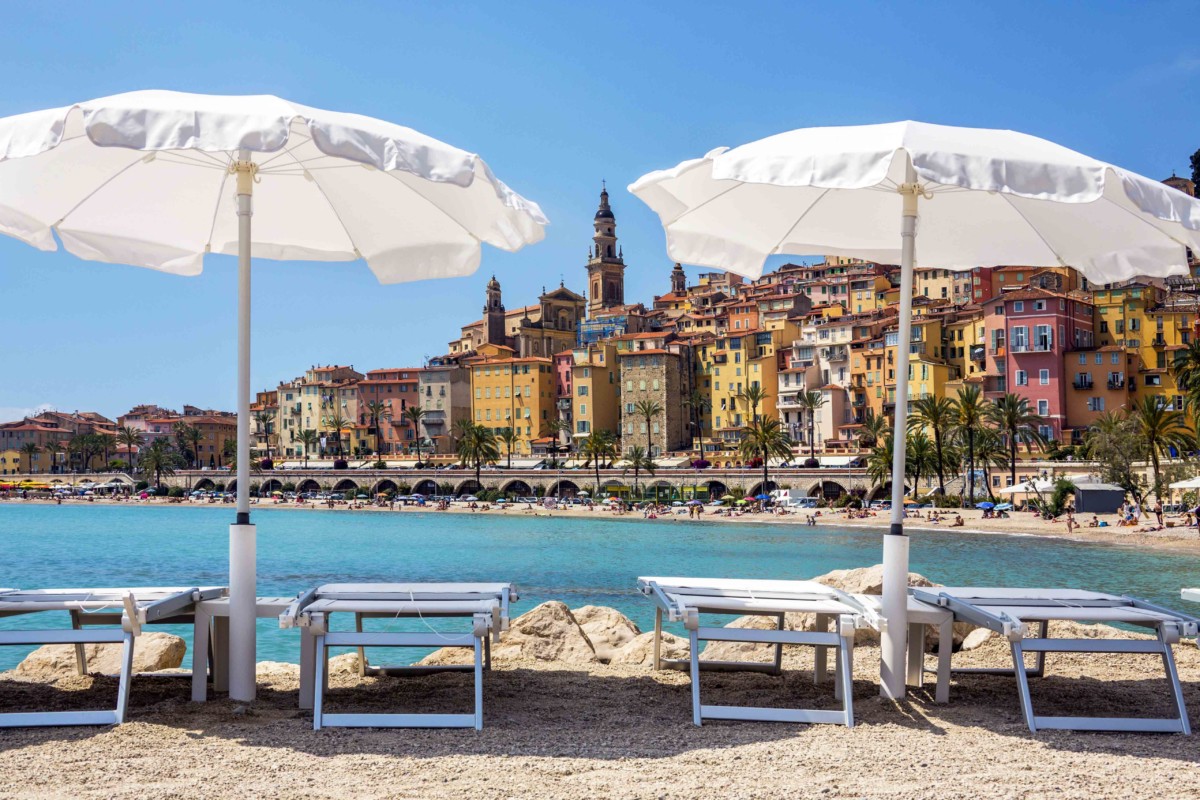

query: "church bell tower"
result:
(586, 182), (626, 318)
(484, 275), (506, 345)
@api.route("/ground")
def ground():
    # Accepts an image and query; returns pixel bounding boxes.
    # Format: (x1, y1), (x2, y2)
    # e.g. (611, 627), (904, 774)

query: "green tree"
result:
(95, 433), (117, 468)
(796, 390), (825, 462)
(974, 427), (1010, 502)
(253, 411), (274, 460)
(1131, 395), (1194, 501)
(858, 409), (888, 450)
(952, 385), (988, 502)
(867, 435), (895, 491)
(297, 429), (319, 467)
(19, 442), (39, 473)
(173, 422), (203, 468)
(621, 444), (657, 498)
(69, 433), (102, 472)
(366, 401), (388, 455)
(546, 417), (572, 455)
(738, 417), (793, 496)
(1083, 411), (1148, 505)
(116, 426), (144, 473)
(456, 422), (499, 490)
(579, 429), (618, 496)
(905, 431), (935, 499)
(327, 413), (350, 458)
(633, 399), (664, 454)
(497, 426), (519, 469)
(140, 439), (181, 490)
(911, 396), (956, 496)
(683, 388), (711, 447)
(985, 393), (1049, 486)
(403, 405), (426, 462)
(42, 440), (63, 474)
(741, 384), (770, 423)
(1169, 338), (1200, 421)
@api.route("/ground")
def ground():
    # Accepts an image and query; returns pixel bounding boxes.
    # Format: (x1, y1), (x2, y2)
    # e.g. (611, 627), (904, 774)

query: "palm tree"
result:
(1170, 338), (1200, 418)
(633, 399), (664, 454)
(580, 429), (618, 496)
(497, 426), (519, 469)
(364, 401), (388, 455)
(985, 393), (1049, 486)
(1131, 394), (1195, 501)
(858, 410), (888, 450)
(737, 417), (793, 496)
(796, 390), (825, 461)
(116, 426), (145, 473)
(456, 422), (499, 490)
(683, 388), (711, 448)
(327, 413), (349, 458)
(867, 435), (895, 490)
(402, 405), (426, 463)
(911, 395), (956, 496)
(253, 411), (274, 460)
(19, 442), (39, 473)
(140, 439), (180, 491)
(741, 384), (770, 423)
(297, 429), (319, 467)
(96, 433), (117, 468)
(69, 433), (100, 472)
(621, 444), (658, 499)
(546, 417), (572, 455)
(952, 384), (988, 502)
(905, 431), (935, 499)
(974, 428), (1009, 501)
(43, 441), (63, 474)
(173, 422), (203, 469)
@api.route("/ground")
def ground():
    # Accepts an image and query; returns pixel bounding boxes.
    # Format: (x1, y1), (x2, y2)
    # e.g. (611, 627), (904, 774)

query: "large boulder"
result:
(610, 631), (690, 666)
(13, 632), (185, 680)
(417, 600), (599, 666)
(572, 605), (640, 663)
(701, 615), (782, 662)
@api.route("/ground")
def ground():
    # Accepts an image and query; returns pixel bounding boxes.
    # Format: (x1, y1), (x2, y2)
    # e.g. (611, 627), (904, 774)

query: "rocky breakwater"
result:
(417, 600), (689, 667)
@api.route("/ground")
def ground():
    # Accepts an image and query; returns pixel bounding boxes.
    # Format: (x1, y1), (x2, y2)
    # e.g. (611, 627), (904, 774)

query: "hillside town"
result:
(5, 175), (1200, 502)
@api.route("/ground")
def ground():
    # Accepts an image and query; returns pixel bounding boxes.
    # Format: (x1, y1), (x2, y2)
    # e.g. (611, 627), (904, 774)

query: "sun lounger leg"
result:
(1010, 640), (1037, 733)
(1159, 630), (1190, 735)
(833, 640), (843, 701)
(689, 628), (702, 726)
(653, 608), (662, 671)
(484, 634), (492, 671)
(312, 634), (326, 731)
(114, 633), (135, 724)
(773, 613), (784, 675)
(840, 637), (855, 728)
(935, 620), (951, 704)
(907, 622), (923, 688)
(814, 614), (828, 684)
(70, 610), (86, 676)
(299, 629), (315, 710)
(474, 638), (484, 731)
(191, 607), (211, 702)
(212, 615), (229, 693)
(1033, 620), (1048, 676)
(355, 613), (366, 677)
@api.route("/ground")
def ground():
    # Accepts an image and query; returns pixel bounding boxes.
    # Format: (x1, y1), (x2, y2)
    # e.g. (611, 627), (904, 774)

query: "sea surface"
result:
(1, 504), (1197, 670)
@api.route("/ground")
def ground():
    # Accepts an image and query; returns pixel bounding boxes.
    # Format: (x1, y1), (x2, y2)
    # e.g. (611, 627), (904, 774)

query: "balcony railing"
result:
(988, 346), (1006, 356)
(1072, 378), (1093, 389)
(1107, 379), (1125, 390)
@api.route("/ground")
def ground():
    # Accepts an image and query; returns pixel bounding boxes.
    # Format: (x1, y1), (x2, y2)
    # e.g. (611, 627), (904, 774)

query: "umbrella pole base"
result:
(228, 522), (257, 702)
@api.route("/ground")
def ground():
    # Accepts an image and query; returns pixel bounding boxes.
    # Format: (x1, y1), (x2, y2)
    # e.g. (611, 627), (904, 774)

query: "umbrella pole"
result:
(229, 150), (257, 702)
(881, 160), (919, 700)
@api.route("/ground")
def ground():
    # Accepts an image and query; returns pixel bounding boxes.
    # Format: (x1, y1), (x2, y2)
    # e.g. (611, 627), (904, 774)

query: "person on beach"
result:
(952, 514), (964, 527)
(1154, 501), (1163, 526)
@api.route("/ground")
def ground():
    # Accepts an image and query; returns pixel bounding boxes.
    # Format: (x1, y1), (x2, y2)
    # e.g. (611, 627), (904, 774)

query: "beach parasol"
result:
(631, 120), (1200, 699)
(0, 91), (547, 702)
(995, 503), (1014, 512)
(976, 501), (995, 510)
(720, 494), (736, 501)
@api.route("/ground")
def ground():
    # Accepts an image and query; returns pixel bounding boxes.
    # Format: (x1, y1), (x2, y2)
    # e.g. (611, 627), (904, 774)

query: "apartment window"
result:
(1038, 424), (1053, 440)
(1111, 352), (1120, 365)
(1016, 370), (1028, 386)
(1037, 399), (1049, 415)
(1095, 353), (1102, 365)
(577, 385), (588, 396)
(1010, 326), (1028, 349)
(1013, 301), (1024, 312)
(1039, 369), (1049, 385)
(1078, 354), (1086, 365)
(579, 403), (587, 416)
(1034, 300), (1046, 311)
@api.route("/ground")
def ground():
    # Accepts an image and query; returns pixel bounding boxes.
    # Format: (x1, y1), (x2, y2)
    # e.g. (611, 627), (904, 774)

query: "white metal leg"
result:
(0, 629), (133, 728)
(299, 628), (316, 710)
(191, 607), (212, 702)
(212, 615), (230, 693)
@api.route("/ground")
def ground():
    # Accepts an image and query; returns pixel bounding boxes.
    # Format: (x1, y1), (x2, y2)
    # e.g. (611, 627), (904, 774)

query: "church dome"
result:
(487, 274), (501, 290)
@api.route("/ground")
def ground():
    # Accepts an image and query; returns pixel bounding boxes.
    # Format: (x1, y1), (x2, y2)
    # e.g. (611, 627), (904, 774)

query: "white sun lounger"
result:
(279, 582), (518, 730)
(637, 576), (884, 727)
(911, 587), (1200, 734)
(0, 586), (226, 727)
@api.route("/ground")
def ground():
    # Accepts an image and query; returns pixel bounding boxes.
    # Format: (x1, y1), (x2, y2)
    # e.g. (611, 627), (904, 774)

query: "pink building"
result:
(982, 288), (1095, 443)
(552, 352), (574, 445)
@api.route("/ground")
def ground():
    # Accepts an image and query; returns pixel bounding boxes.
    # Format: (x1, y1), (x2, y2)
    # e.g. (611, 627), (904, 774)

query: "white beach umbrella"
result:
(0, 90), (547, 702)
(630, 121), (1200, 698)
(1168, 476), (1200, 490)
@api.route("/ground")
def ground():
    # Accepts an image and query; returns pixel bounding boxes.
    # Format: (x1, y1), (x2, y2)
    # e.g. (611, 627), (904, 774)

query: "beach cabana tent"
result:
(1073, 483), (1125, 514)
(631, 121), (1200, 698)
(0, 91), (547, 702)
(997, 480), (1055, 495)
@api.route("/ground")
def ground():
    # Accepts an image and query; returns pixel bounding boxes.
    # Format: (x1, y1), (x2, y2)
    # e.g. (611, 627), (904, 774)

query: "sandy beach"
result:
(7, 494), (1200, 556)
(1, 625), (1198, 800)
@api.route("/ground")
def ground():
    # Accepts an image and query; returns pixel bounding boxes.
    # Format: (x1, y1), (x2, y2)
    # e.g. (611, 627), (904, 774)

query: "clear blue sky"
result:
(1, 1), (1197, 421)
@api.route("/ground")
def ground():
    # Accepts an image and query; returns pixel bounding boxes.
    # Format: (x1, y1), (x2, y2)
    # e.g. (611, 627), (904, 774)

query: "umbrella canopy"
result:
(976, 502), (995, 510)
(720, 494), (736, 501)
(1169, 476), (1200, 490)
(0, 91), (547, 703)
(754, 493), (770, 500)
(995, 503), (1014, 511)
(631, 120), (1200, 700)
(997, 479), (1055, 494)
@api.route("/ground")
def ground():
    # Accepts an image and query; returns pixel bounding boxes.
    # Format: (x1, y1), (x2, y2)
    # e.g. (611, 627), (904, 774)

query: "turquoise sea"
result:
(1, 504), (1197, 670)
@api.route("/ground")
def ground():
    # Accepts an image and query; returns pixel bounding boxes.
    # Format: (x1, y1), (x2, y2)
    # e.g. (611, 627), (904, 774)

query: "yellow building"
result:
(1, 448), (29, 475)
(570, 342), (620, 440)
(913, 268), (957, 304)
(942, 309), (987, 382)
(701, 328), (784, 446)
(468, 344), (556, 455)
(848, 274), (892, 315)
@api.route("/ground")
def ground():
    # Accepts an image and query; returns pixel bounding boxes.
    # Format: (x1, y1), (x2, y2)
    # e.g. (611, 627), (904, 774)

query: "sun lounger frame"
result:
(912, 587), (1199, 734)
(280, 583), (518, 730)
(637, 577), (870, 727)
(0, 586), (226, 727)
